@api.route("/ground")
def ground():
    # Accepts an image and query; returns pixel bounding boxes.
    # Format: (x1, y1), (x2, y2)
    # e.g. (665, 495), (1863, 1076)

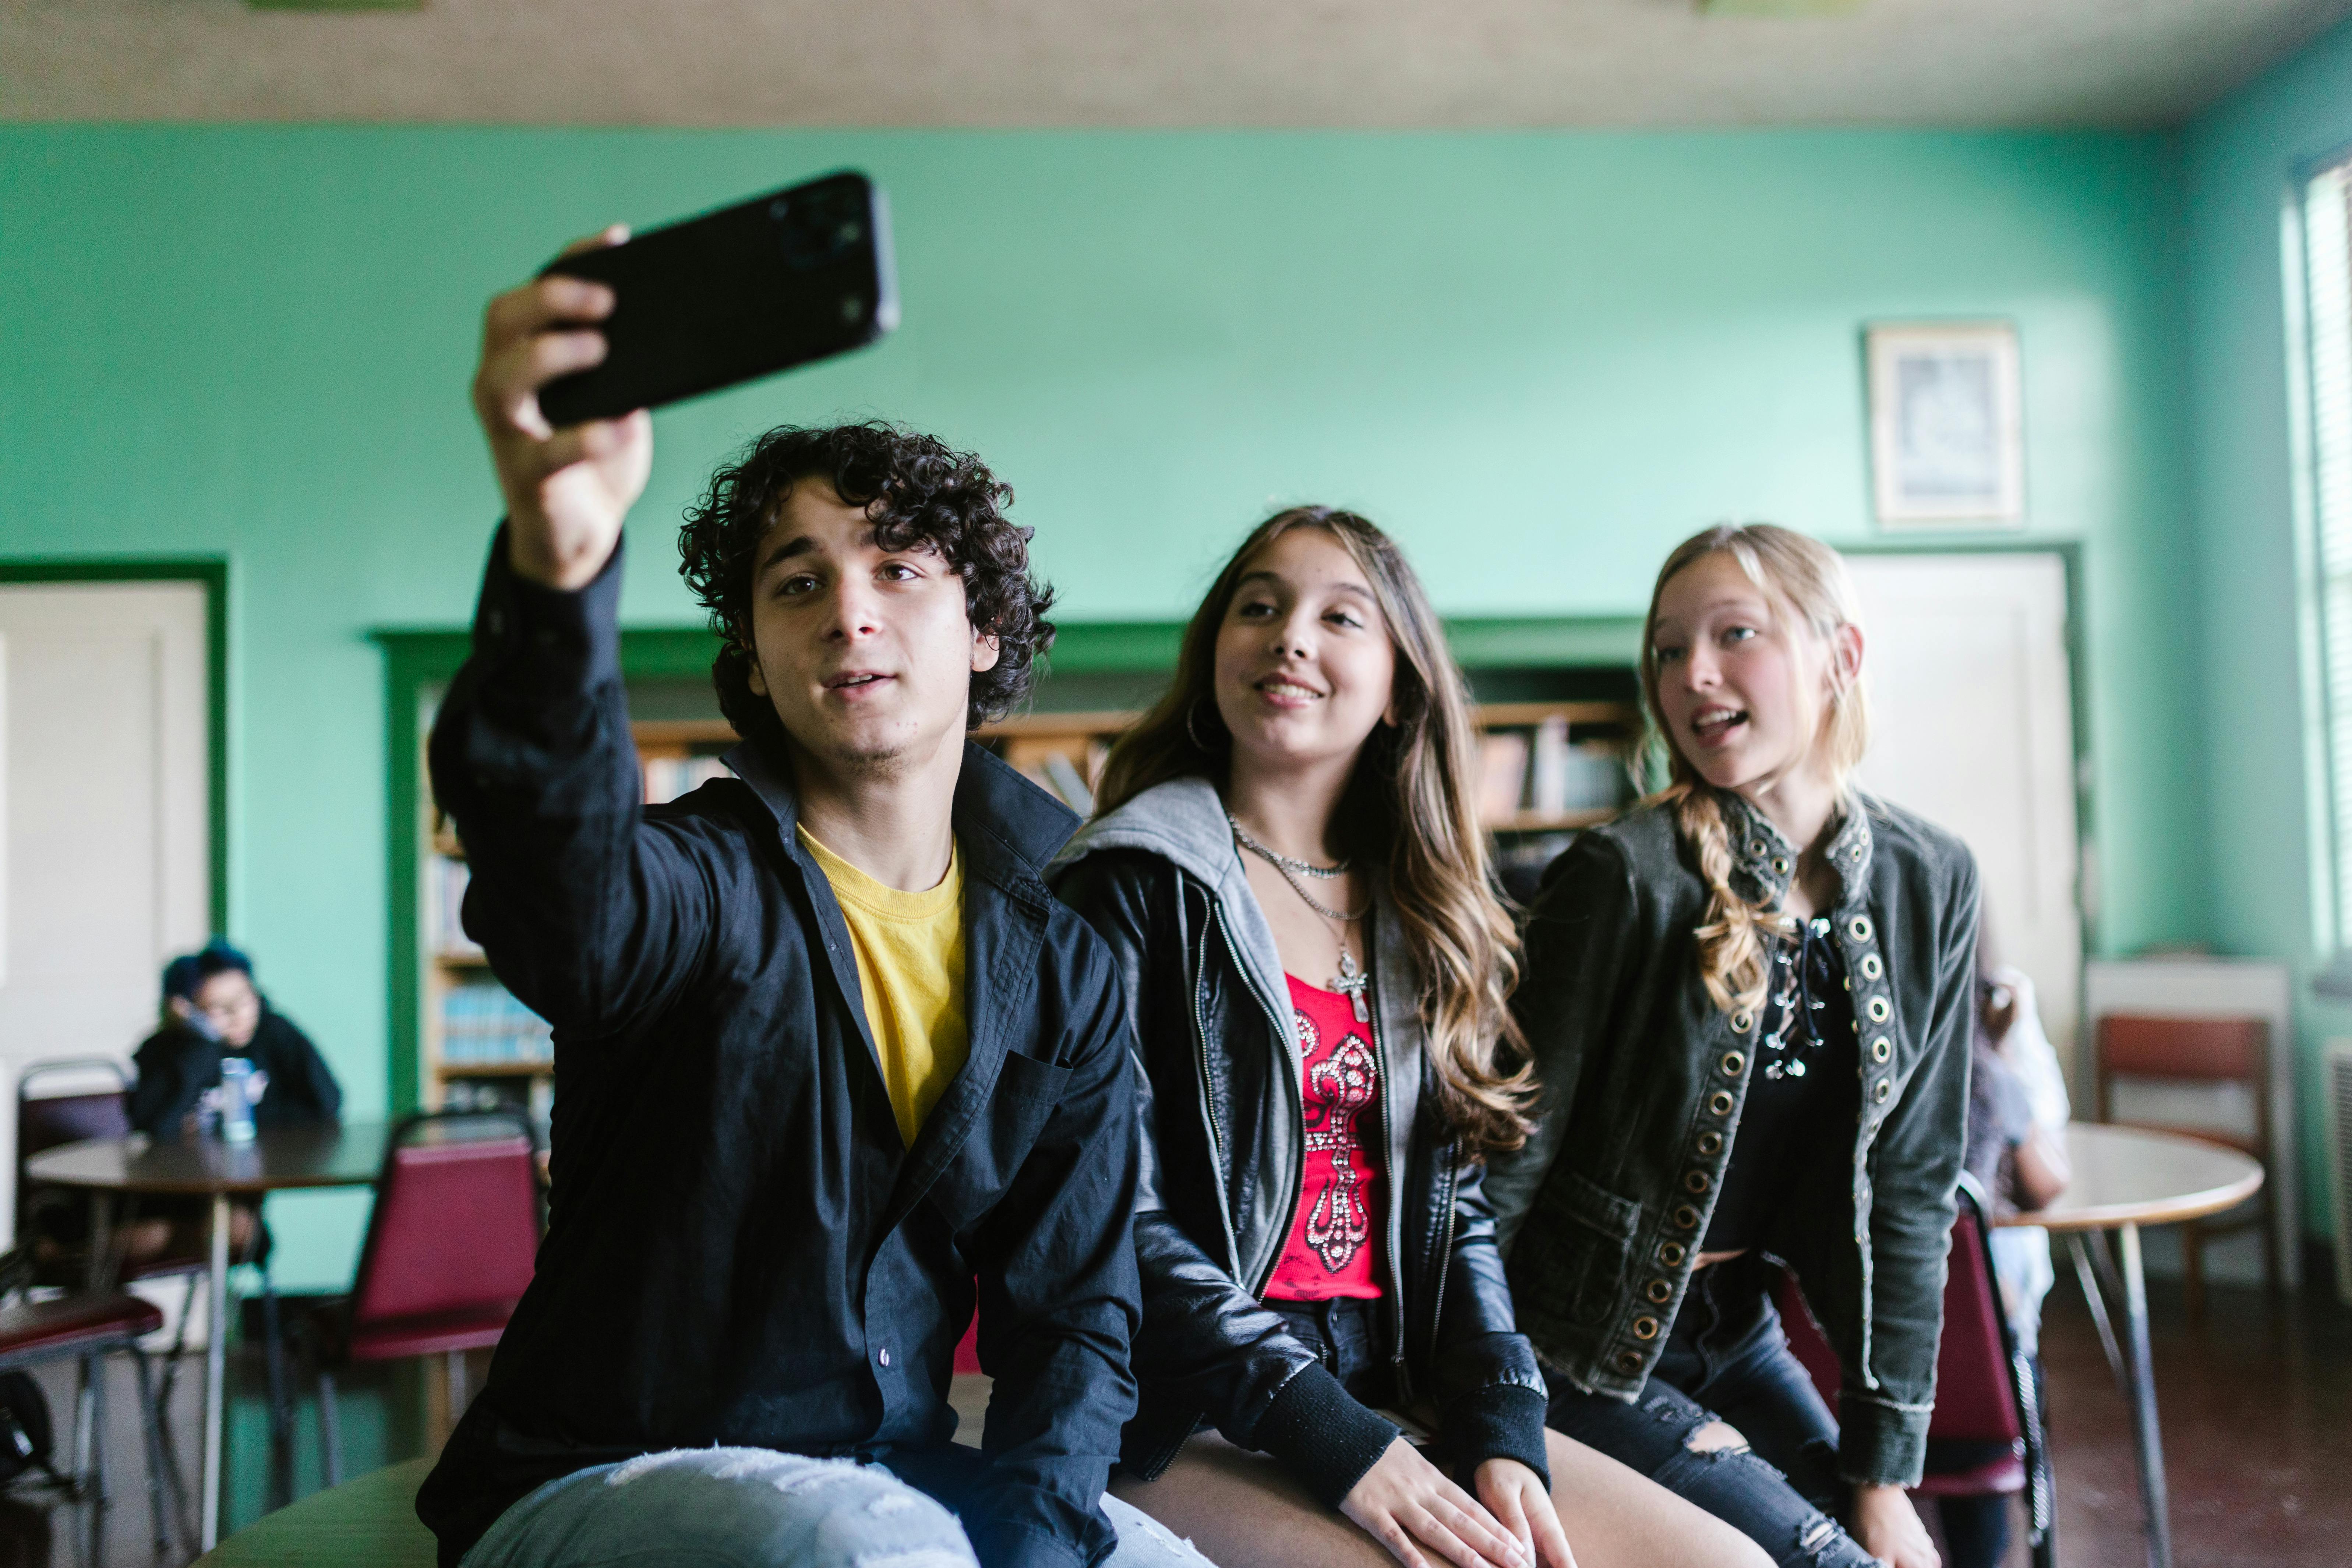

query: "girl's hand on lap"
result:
(1342, 1438), (1528, 1568)
(1851, 1483), (1938, 1568)
(1473, 1458), (1576, 1568)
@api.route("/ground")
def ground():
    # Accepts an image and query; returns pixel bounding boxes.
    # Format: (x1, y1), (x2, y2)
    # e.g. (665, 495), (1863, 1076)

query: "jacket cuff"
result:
(1249, 1362), (1401, 1507)
(1836, 1390), (1933, 1488)
(1442, 1383), (1551, 1490)
(470, 522), (625, 700)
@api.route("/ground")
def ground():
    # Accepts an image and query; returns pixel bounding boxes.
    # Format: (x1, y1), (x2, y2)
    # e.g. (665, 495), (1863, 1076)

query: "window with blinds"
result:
(2303, 159), (2352, 949)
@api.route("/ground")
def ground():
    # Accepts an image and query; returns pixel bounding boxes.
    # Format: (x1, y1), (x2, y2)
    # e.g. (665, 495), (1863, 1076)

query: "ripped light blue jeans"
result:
(459, 1446), (1216, 1568)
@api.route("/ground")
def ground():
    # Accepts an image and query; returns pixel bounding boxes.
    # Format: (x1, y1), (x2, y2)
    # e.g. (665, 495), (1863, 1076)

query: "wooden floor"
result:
(0, 1269), (2338, 1567)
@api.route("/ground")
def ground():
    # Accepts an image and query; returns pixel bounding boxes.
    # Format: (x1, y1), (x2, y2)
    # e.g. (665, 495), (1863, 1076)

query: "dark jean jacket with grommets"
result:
(1484, 790), (1978, 1488)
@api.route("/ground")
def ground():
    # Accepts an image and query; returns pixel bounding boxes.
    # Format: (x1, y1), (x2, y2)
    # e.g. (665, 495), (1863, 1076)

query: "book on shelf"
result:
(438, 982), (554, 1067)
(429, 856), (484, 958)
(643, 753), (734, 805)
(1478, 732), (1530, 820)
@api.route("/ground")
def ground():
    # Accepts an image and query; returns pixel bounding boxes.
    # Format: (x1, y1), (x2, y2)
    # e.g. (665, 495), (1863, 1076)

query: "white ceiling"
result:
(5, 0), (2349, 128)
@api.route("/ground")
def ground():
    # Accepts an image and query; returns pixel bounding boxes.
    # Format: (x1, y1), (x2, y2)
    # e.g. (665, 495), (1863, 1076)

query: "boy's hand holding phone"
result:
(472, 226), (653, 592)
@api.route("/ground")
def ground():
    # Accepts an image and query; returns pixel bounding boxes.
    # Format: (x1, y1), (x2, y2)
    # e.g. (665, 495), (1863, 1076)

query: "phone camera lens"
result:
(840, 297), (864, 323)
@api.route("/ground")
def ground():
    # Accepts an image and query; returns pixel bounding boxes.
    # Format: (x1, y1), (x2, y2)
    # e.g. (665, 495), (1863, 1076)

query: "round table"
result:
(26, 1122), (388, 1550)
(1996, 1122), (2263, 1568)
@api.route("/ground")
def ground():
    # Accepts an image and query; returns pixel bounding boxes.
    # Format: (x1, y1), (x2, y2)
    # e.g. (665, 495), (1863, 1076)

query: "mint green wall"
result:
(2185, 17), (2352, 1239)
(1, 126), (2199, 1283)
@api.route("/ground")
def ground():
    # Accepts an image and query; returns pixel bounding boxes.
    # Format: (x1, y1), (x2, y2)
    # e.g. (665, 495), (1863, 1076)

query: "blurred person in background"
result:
(1924, 922), (2067, 1568)
(120, 940), (343, 1263)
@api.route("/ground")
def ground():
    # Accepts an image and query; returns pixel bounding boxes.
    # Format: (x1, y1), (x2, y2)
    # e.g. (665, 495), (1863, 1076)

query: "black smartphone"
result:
(536, 169), (898, 427)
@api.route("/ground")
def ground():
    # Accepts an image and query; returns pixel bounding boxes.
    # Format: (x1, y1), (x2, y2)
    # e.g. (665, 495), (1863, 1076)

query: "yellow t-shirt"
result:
(797, 825), (969, 1147)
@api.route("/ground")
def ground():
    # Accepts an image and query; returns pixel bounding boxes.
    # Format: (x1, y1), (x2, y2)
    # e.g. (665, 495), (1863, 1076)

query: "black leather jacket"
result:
(1485, 791), (1978, 1489)
(1051, 778), (1548, 1507)
(417, 534), (1142, 1568)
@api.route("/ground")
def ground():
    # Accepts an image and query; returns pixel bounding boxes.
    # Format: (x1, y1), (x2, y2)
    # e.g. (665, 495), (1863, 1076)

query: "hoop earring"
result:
(1187, 698), (1225, 753)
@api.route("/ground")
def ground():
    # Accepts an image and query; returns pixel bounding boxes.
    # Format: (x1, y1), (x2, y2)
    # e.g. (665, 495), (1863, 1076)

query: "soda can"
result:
(219, 1057), (257, 1145)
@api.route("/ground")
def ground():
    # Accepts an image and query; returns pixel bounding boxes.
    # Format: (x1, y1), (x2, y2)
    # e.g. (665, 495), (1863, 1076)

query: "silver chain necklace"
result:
(1228, 812), (1371, 1020)
(1225, 813), (1350, 879)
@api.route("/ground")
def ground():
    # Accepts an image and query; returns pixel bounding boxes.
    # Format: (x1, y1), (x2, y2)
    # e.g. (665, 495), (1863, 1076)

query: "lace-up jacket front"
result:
(1484, 791), (1978, 1488)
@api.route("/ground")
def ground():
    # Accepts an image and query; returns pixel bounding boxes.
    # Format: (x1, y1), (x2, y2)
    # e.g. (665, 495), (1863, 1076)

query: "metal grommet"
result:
(1771, 856), (1790, 876)
(1748, 840), (1766, 856)
(1659, 1242), (1687, 1267)
(1848, 915), (1874, 942)
(1632, 1316), (1661, 1341)
(1696, 1130), (1725, 1156)
(1615, 1349), (1644, 1374)
(1871, 1036), (1892, 1064)
(1720, 1051), (1745, 1077)
(1860, 953), (1884, 981)
(1868, 996), (1892, 1023)
(1684, 1170), (1711, 1195)
(1708, 1091), (1735, 1116)
(1645, 1279), (1673, 1304)
(1730, 1010), (1755, 1034)
(1873, 1080), (1893, 1105)
(1673, 1203), (1701, 1230)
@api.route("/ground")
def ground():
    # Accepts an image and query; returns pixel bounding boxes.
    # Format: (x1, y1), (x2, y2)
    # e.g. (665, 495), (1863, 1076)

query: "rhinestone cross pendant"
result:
(1334, 949), (1371, 1022)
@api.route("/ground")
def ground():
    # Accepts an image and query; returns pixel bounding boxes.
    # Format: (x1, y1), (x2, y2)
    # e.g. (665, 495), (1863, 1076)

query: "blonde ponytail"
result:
(1666, 782), (1788, 1017)
(1638, 524), (1868, 1018)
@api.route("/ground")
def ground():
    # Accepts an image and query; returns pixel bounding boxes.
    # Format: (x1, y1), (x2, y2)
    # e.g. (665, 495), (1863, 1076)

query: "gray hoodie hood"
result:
(1053, 775), (1429, 1296)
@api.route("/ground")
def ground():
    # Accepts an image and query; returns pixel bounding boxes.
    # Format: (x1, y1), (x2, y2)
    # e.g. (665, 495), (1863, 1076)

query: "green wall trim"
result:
(0, 558), (230, 933)
(1444, 616), (1646, 668)
(1044, 616), (1645, 674)
(1042, 622), (1187, 674)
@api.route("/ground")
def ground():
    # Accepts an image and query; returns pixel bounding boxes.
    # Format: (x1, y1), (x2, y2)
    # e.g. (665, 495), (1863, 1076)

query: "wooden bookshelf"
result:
(418, 716), (741, 1124)
(397, 639), (1642, 1121)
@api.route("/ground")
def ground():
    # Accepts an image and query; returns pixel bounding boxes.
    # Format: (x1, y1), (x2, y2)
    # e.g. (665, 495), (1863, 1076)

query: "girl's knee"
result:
(1685, 1420), (1749, 1455)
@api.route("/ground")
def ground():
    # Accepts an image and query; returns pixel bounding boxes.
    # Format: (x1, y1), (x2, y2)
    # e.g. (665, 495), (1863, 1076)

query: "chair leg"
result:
(155, 1269), (196, 1419)
(2180, 1220), (2206, 1324)
(317, 1368), (342, 1490)
(128, 1347), (173, 1554)
(447, 1348), (468, 1422)
(71, 1353), (95, 1498)
(2260, 1190), (2282, 1300)
(89, 1351), (110, 1508)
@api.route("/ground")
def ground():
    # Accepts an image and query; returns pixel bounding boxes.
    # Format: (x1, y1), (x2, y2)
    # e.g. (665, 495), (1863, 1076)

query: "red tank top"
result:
(1265, 975), (1387, 1301)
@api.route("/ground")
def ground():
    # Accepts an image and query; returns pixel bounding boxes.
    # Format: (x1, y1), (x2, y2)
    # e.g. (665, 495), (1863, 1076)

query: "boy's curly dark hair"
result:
(677, 422), (1055, 752)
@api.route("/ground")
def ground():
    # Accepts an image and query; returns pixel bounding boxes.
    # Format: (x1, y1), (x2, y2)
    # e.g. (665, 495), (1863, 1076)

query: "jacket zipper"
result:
(1186, 887), (1244, 1278)
(1207, 898), (1304, 1297)
(1423, 1151), (1460, 1379)
(1365, 956), (1412, 1395)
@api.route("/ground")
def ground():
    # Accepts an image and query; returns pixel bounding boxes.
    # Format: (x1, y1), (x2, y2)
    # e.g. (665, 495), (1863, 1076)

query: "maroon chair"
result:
(2095, 1012), (2275, 1317)
(15, 1056), (287, 1488)
(0, 1257), (177, 1555)
(307, 1110), (542, 1485)
(1776, 1182), (2053, 1568)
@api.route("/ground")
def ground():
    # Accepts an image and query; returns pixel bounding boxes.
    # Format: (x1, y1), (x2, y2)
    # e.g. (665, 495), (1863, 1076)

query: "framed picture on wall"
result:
(1865, 321), (2024, 529)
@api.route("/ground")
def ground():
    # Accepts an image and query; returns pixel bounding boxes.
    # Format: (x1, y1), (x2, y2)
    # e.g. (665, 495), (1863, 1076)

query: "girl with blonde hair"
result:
(1486, 525), (1980, 1568)
(1053, 508), (1766, 1568)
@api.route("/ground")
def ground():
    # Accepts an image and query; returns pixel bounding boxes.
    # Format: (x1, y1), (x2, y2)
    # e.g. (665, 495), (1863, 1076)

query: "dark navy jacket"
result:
(414, 536), (1142, 1568)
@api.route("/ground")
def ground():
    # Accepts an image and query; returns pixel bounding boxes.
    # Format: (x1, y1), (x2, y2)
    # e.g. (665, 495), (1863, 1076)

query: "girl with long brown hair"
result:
(1486, 525), (1980, 1568)
(1052, 508), (1763, 1568)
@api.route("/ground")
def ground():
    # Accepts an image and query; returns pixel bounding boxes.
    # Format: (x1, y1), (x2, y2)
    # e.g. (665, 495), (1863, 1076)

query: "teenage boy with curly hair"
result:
(416, 234), (1185, 1568)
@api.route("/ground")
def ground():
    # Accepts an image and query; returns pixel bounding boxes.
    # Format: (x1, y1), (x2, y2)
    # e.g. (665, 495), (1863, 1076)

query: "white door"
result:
(1845, 553), (2084, 1079)
(0, 583), (212, 1245)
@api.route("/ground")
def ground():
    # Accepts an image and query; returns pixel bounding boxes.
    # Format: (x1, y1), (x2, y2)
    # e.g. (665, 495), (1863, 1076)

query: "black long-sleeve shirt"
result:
(128, 1009), (343, 1138)
(413, 532), (1143, 1568)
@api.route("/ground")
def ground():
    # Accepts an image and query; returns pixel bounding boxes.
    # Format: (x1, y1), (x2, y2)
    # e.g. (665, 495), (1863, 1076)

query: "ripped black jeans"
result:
(1543, 1254), (1875, 1568)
